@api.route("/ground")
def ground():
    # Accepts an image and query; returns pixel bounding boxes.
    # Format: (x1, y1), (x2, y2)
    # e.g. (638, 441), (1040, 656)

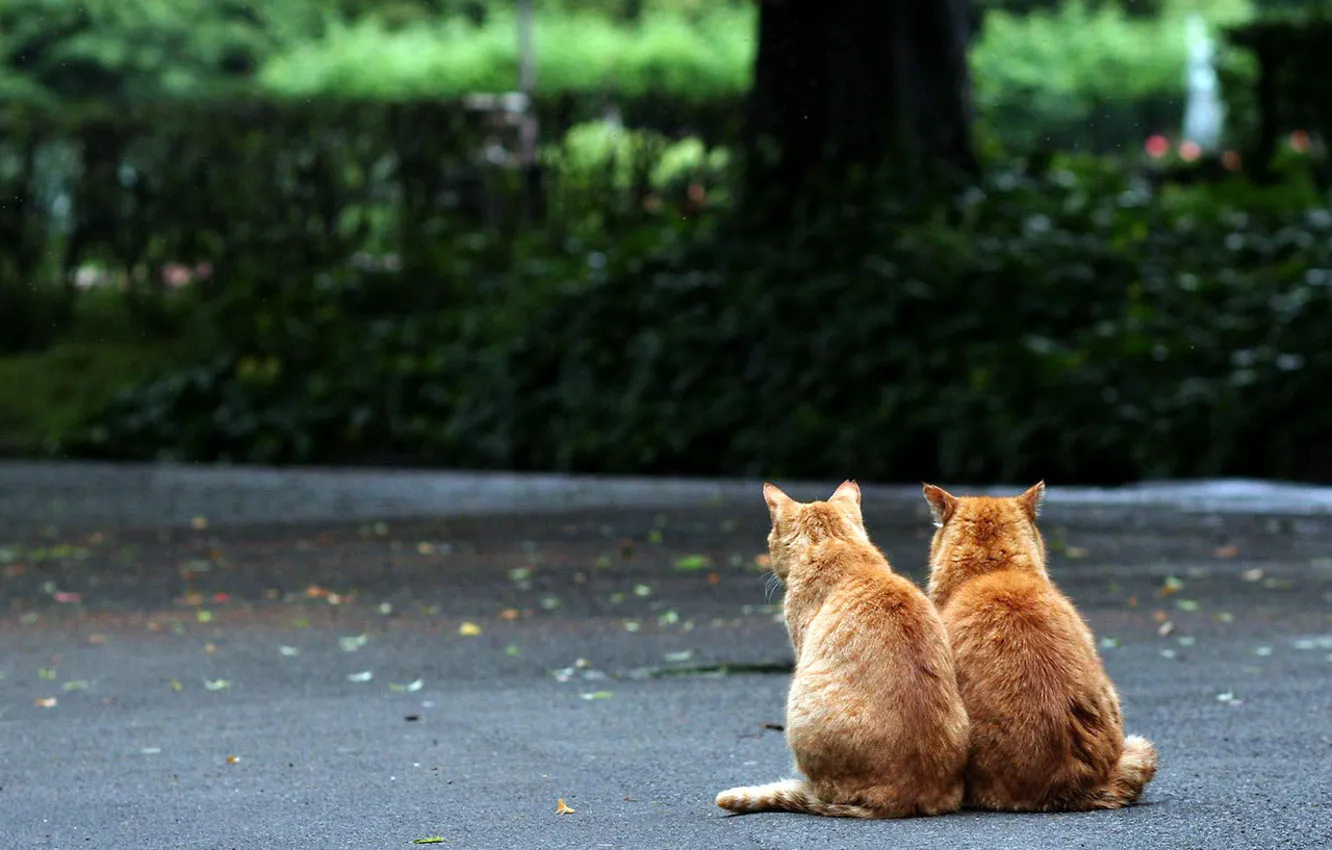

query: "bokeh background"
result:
(1, 0), (1328, 484)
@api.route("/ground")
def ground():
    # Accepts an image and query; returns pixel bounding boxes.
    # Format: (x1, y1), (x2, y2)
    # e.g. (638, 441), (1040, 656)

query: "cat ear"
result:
(829, 479), (861, 507)
(1019, 480), (1046, 520)
(922, 484), (957, 528)
(763, 482), (794, 518)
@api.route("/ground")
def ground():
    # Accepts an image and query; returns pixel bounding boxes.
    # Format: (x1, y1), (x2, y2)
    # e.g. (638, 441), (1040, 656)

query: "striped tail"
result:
(715, 779), (877, 818)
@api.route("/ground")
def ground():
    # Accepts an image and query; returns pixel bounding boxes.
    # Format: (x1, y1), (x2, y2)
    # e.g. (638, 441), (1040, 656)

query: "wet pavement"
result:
(1, 464), (1330, 849)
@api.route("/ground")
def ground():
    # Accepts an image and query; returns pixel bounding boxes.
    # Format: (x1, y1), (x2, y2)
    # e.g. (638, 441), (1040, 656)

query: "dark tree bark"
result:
(742, 0), (978, 215)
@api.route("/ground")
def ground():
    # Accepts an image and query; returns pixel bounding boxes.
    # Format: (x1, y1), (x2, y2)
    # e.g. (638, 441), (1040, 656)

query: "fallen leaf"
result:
(459, 622), (482, 636)
(1157, 621), (1175, 637)
(1215, 612), (1234, 624)
(204, 679), (231, 691)
(191, 517), (209, 530)
(623, 620), (641, 633)
(279, 645), (301, 657)
(706, 572), (721, 585)
(1255, 646), (1273, 657)
(416, 542), (435, 555)
(226, 755), (240, 765)
(1240, 568), (1265, 582)
(1216, 691), (1238, 704)
(505, 645), (520, 656)
(1176, 599), (1200, 612)
(1152, 610), (1169, 623)
(38, 667), (56, 680)
(412, 839), (447, 845)
(204, 643), (217, 654)
(647, 529), (664, 545)
(53, 591), (82, 604)
(1157, 576), (1184, 597)
(1099, 637), (1120, 649)
(61, 680), (89, 691)
(633, 584), (652, 597)
(664, 650), (694, 663)
(556, 799), (576, 815)
(580, 690), (613, 700)
(1213, 545), (1239, 559)
(379, 602), (393, 615)
(347, 671), (374, 683)
(540, 596), (562, 610)
(339, 634), (369, 652)
(35, 697), (57, 708)
(306, 585), (330, 599)
(657, 610), (680, 626)
(390, 679), (425, 693)
(507, 567), (531, 583)
(170, 678), (183, 691)
(674, 554), (711, 571)
(498, 608), (520, 621)
(196, 610), (213, 623)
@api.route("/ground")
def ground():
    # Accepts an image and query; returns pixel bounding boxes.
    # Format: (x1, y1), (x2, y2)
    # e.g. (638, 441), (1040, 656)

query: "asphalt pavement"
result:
(1, 464), (1330, 850)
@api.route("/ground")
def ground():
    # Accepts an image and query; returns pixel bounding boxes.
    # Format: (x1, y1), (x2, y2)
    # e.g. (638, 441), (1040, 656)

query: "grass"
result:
(0, 291), (192, 455)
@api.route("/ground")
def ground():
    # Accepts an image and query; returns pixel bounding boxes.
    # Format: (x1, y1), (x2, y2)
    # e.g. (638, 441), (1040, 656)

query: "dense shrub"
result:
(62, 158), (1332, 483)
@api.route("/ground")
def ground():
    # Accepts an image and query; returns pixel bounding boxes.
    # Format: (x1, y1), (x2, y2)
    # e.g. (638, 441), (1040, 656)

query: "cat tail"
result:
(1088, 734), (1159, 809)
(715, 779), (878, 818)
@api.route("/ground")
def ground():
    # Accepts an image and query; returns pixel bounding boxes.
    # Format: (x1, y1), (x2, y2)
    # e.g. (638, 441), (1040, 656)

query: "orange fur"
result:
(716, 480), (969, 819)
(923, 482), (1158, 812)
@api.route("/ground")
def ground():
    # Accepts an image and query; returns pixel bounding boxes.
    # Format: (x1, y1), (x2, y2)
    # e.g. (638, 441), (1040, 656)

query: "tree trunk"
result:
(742, 0), (978, 216)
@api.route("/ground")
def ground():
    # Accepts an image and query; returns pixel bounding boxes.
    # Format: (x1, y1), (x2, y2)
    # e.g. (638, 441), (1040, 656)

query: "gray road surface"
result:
(1, 463), (1330, 850)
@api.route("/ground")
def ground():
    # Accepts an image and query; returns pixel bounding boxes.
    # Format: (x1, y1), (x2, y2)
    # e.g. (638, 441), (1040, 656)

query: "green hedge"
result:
(60, 155), (1332, 483)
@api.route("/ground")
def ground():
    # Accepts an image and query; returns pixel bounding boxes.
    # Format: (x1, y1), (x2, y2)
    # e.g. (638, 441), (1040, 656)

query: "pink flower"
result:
(1145, 135), (1170, 158)
(1179, 141), (1202, 162)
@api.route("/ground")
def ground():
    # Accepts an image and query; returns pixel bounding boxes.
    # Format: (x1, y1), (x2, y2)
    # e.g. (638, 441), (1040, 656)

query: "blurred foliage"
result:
(972, 0), (1253, 152)
(257, 5), (756, 101)
(1225, 4), (1332, 170)
(0, 0), (1262, 153)
(23, 98), (1329, 482)
(0, 0), (323, 104)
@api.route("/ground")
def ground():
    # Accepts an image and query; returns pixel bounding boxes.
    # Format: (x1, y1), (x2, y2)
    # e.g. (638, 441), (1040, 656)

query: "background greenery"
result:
(3, 0), (1332, 484)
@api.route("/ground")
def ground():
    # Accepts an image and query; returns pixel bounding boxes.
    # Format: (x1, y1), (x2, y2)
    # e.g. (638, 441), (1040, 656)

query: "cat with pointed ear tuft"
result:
(716, 480), (969, 819)
(922, 481), (1158, 812)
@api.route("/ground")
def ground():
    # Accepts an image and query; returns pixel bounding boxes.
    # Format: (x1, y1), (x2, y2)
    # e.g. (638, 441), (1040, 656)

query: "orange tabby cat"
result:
(716, 480), (969, 818)
(922, 481), (1157, 811)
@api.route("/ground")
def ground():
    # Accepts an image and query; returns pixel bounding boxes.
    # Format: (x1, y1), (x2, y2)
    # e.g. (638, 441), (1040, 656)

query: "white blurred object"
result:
(1182, 13), (1225, 153)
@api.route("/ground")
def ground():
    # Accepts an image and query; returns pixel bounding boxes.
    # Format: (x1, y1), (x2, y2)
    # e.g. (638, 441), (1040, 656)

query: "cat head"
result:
(762, 480), (868, 580)
(921, 481), (1047, 575)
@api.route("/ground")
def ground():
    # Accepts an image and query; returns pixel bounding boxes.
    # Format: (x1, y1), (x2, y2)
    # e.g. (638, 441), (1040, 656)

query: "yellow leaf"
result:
(459, 622), (482, 636)
(556, 798), (576, 815)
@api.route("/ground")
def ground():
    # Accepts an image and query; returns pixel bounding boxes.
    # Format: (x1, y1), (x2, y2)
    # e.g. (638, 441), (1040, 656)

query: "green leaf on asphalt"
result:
(674, 554), (711, 571)
(412, 839), (446, 845)
(580, 690), (613, 700)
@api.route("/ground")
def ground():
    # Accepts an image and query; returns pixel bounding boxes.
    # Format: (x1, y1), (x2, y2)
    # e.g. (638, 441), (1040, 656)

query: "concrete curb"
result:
(2, 461), (1332, 531)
